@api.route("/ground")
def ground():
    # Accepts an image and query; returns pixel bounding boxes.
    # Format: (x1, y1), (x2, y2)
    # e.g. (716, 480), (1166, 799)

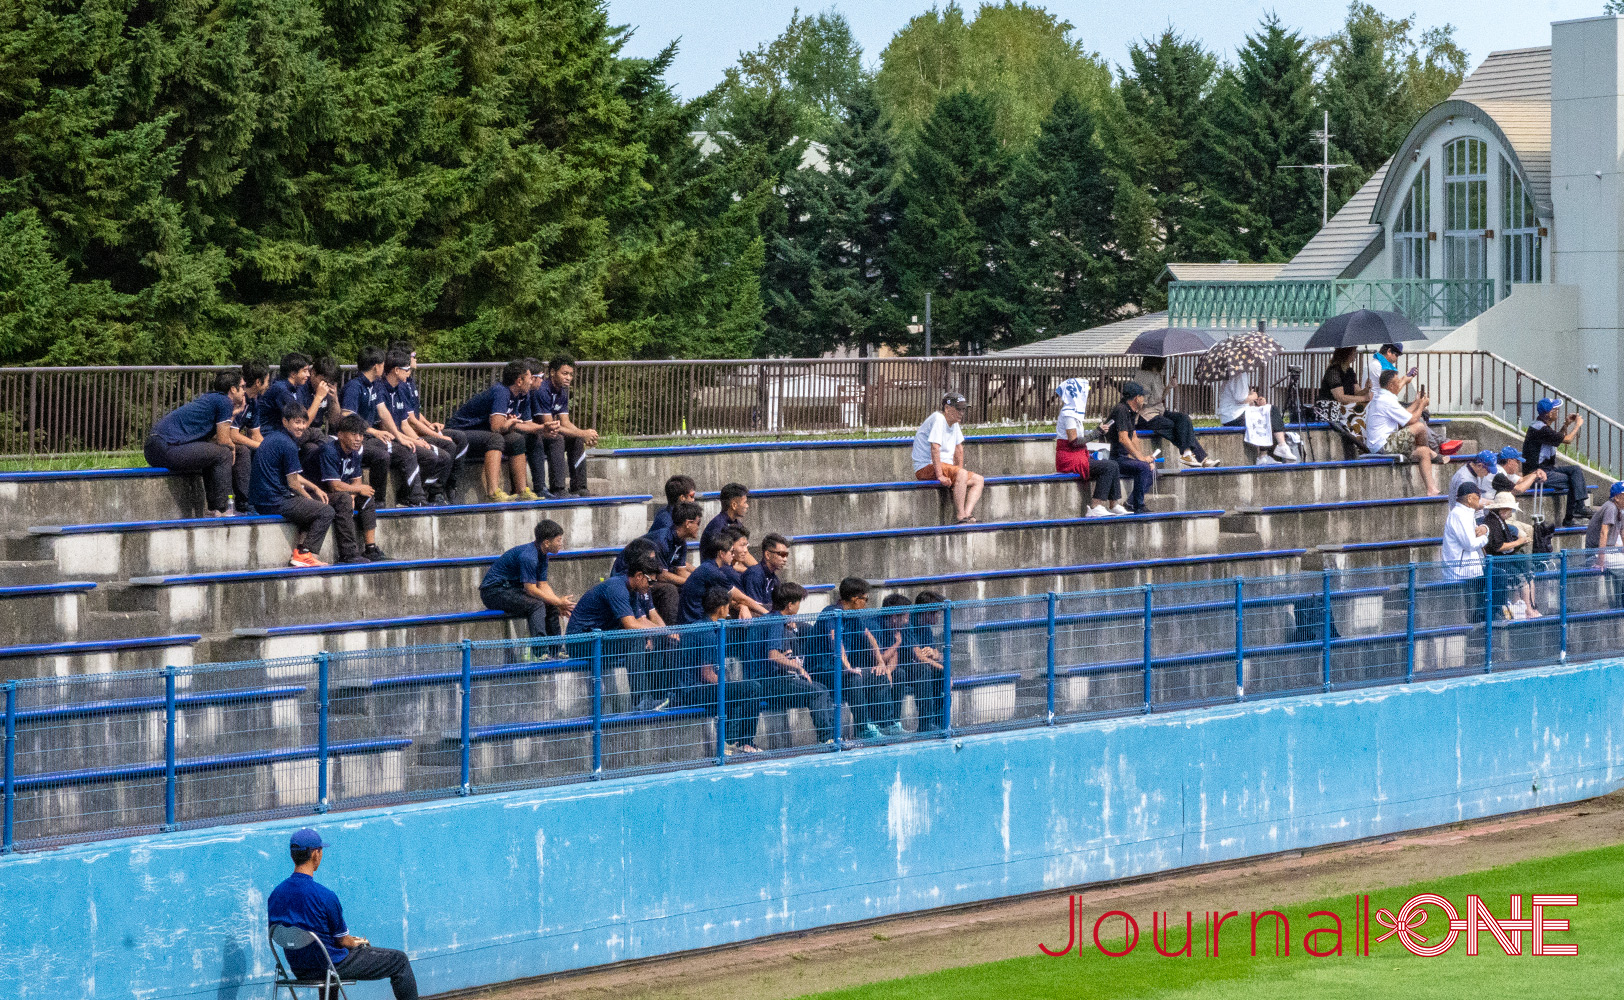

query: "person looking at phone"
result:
(1367, 343), (1405, 390)
(1364, 370), (1439, 495)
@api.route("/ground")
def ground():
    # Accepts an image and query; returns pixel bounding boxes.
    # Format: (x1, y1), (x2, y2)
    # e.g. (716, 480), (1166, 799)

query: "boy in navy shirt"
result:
(740, 533), (789, 608)
(143, 369), (243, 517)
(341, 346), (427, 508)
(677, 528), (768, 624)
(743, 582), (836, 744)
(567, 549), (669, 709)
(296, 355), (343, 480)
(480, 520), (575, 640)
(267, 827), (418, 998)
(668, 585), (764, 755)
(228, 360), (270, 514)
(703, 483), (758, 568)
(387, 341), (469, 501)
(317, 414), (390, 564)
(379, 350), (453, 504)
(808, 577), (887, 740)
(613, 500), (702, 627)
(446, 359), (537, 502)
(899, 591), (948, 732)
(527, 355), (599, 497)
(651, 475), (697, 534)
(250, 402), (336, 567)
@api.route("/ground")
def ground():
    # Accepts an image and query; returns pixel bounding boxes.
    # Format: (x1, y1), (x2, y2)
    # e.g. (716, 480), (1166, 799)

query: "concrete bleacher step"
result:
(0, 559), (59, 586)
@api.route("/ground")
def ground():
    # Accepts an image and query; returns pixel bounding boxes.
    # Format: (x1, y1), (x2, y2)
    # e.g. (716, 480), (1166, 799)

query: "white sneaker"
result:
(1084, 505), (1112, 518)
(1181, 450), (1199, 465)
(1201, 457), (1222, 468)
(1272, 443), (1299, 463)
(1109, 503), (1130, 515)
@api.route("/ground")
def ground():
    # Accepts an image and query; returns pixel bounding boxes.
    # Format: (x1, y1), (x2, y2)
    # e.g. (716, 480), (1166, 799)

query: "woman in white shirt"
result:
(1216, 372), (1295, 463)
(1053, 378), (1125, 517)
(913, 393), (984, 523)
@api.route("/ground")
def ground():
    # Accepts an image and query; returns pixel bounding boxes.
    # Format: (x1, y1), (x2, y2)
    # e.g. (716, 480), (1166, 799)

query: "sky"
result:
(604, 0), (1603, 98)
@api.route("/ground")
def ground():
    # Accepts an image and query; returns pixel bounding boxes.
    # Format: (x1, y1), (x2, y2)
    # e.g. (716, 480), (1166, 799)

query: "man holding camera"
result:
(1522, 397), (1593, 526)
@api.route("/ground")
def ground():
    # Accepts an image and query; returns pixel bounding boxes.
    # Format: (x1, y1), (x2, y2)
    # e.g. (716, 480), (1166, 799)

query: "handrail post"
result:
(1233, 578), (1245, 701)
(1321, 569), (1333, 692)
(1405, 564), (1417, 681)
(3, 682), (16, 853)
(715, 621), (728, 765)
(832, 610), (844, 751)
(1141, 585), (1154, 712)
(459, 640), (472, 795)
(315, 652), (330, 813)
(1484, 559), (1494, 673)
(1559, 550), (1569, 661)
(1045, 592), (1056, 725)
(163, 666), (178, 830)
(941, 602), (954, 737)
(590, 632), (603, 778)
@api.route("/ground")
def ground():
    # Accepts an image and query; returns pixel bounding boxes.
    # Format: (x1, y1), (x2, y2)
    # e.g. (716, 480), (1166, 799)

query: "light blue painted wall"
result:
(2, 659), (1620, 999)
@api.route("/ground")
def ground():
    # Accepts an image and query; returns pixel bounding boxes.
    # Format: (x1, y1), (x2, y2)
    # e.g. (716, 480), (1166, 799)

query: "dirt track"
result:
(442, 791), (1624, 1000)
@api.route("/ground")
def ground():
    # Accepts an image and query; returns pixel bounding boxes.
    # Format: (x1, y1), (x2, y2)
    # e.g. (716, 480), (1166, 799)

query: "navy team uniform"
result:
(479, 542), (560, 638)
(568, 575), (665, 705)
(316, 437), (375, 563)
(143, 392), (235, 513)
(739, 562), (778, 608)
(341, 373), (426, 506)
(382, 379), (453, 501)
(395, 377), (468, 498)
(528, 379), (587, 495)
(230, 391), (262, 512)
(295, 381), (340, 480)
(742, 613), (836, 742)
(677, 560), (740, 624)
(266, 871), (418, 999)
(250, 427), (334, 554)
(805, 605), (890, 731)
(611, 526), (687, 626)
(446, 383), (528, 462)
(898, 611), (946, 731)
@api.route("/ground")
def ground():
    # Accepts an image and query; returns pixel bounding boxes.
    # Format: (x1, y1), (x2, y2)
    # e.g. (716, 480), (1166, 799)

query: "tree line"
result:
(0, 1), (1466, 366)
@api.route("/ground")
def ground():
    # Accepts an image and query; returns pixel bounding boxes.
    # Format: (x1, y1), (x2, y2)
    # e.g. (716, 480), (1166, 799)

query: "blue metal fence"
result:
(4, 550), (1622, 853)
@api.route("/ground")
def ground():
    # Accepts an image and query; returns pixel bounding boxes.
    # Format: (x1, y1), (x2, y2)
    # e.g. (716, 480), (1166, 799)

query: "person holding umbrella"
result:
(1196, 331), (1296, 464)
(1134, 358), (1218, 468)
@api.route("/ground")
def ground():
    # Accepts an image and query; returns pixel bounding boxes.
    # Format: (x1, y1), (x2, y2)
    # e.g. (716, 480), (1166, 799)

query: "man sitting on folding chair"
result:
(268, 828), (419, 999)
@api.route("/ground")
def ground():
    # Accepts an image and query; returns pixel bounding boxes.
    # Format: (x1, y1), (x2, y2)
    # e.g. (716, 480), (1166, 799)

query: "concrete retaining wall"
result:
(1, 656), (1618, 999)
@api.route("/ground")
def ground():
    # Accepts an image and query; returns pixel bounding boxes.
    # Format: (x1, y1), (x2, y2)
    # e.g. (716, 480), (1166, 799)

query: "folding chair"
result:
(269, 923), (356, 1000)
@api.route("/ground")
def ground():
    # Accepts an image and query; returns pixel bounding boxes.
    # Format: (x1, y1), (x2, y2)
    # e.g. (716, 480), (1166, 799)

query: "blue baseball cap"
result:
(1498, 445), (1522, 464)
(1472, 449), (1497, 470)
(290, 828), (329, 850)
(1611, 482), (1624, 498)
(1536, 397), (1562, 415)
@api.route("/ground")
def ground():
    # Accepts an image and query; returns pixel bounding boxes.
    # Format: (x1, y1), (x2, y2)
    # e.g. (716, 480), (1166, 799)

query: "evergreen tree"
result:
(1201, 16), (1323, 262)
(892, 90), (1018, 354)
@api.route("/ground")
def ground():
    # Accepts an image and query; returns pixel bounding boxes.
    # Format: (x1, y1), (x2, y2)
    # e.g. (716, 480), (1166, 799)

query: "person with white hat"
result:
(913, 392), (985, 523)
(1053, 377), (1125, 517)
(1483, 490), (1539, 618)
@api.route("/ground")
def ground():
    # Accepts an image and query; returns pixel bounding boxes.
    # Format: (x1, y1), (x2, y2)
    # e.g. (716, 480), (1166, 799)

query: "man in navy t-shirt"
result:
(227, 360), (270, 514)
(807, 577), (886, 740)
(567, 548), (669, 708)
(384, 342), (469, 501)
(702, 483), (757, 568)
(741, 582), (836, 743)
(527, 355), (599, 497)
(316, 414), (390, 564)
(143, 369), (243, 516)
(378, 350), (453, 504)
(267, 827), (418, 998)
(613, 500), (701, 626)
(295, 355), (343, 481)
(740, 533), (789, 608)
(650, 475), (698, 534)
(666, 585), (764, 754)
(341, 346), (427, 508)
(250, 402), (336, 568)
(446, 360), (538, 502)
(677, 528), (768, 624)
(480, 519), (575, 639)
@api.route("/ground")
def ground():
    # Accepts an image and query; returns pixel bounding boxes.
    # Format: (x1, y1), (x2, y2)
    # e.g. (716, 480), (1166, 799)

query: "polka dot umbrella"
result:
(1193, 330), (1284, 383)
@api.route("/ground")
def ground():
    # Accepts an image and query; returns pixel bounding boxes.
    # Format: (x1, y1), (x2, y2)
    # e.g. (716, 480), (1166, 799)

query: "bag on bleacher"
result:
(1530, 481), (1556, 555)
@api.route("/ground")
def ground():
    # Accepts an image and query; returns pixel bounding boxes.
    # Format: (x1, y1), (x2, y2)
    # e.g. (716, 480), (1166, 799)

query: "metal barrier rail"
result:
(3, 551), (1618, 853)
(1167, 278), (1497, 329)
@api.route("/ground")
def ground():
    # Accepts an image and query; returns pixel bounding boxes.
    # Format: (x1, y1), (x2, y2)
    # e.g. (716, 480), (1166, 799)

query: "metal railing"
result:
(4, 552), (1619, 853)
(1167, 279), (1497, 329)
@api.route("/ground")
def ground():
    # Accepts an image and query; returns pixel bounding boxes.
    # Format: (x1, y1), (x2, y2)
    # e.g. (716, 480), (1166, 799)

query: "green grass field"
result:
(795, 844), (1622, 999)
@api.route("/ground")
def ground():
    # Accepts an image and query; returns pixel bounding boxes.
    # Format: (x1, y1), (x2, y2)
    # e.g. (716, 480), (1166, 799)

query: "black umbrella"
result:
(1123, 327), (1218, 357)
(1305, 309), (1426, 349)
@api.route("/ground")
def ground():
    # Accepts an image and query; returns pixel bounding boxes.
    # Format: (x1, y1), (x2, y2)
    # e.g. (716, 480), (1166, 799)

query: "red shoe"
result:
(289, 548), (326, 568)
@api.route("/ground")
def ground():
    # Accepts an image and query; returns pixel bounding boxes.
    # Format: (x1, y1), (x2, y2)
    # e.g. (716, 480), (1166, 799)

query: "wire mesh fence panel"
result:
(1051, 586), (1151, 719)
(944, 595), (1051, 731)
(327, 644), (468, 808)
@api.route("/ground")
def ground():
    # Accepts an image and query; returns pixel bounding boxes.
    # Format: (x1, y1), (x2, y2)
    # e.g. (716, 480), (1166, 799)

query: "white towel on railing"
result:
(1242, 405), (1274, 448)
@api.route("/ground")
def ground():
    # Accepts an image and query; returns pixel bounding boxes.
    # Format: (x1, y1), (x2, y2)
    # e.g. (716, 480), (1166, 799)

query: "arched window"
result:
(1392, 163), (1430, 279)
(1443, 138), (1488, 283)
(1501, 157), (1541, 290)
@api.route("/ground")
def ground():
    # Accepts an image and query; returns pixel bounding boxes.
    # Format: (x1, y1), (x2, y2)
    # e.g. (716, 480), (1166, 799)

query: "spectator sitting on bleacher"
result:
(227, 360), (270, 515)
(1441, 483), (1489, 583)
(1483, 491), (1540, 619)
(267, 828), (420, 1000)
(1586, 482), (1624, 607)
(1449, 450), (1498, 507)
(1104, 383), (1156, 515)
(528, 356), (598, 498)
(703, 483), (758, 567)
(297, 356), (343, 483)
(1314, 346), (1371, 459)
(670, 585), (764, 755)
(1364, 370), (1439, 495)
(1053, 378), (1124, 517)
(914, 393), (985, 524)
(1135, 357), (1218, 467)
(741, 532), (789, 608)
(480, 519), (573, 642)
(1522, 398), (1594, 526)
(445, 360), (535, 502)
(678, 528), (768, 624)
(652, 475), (698, 533)
(1367, 342), (1403, 390)
(380, 350), (453, 505)
(612, 500), (702, 627)
(1217, 371), (1296, 463)
(903, 591), (947, 732)
(810, 577), (891, 740)
(342, 347), (429, 508)
(251, 402), (335, 568)
(566, 548), (668, 709)
(318, 415), (391, 564)
(387, 341), (469, 500)
(144, 369), (243, 518)
(744, 582), (837, 744)
(1491, 445), (1547, 495)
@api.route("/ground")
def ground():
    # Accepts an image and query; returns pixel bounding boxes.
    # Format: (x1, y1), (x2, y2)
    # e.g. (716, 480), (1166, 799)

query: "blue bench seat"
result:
(12, 738), (410, 791)
(0, 635), (202, 661)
